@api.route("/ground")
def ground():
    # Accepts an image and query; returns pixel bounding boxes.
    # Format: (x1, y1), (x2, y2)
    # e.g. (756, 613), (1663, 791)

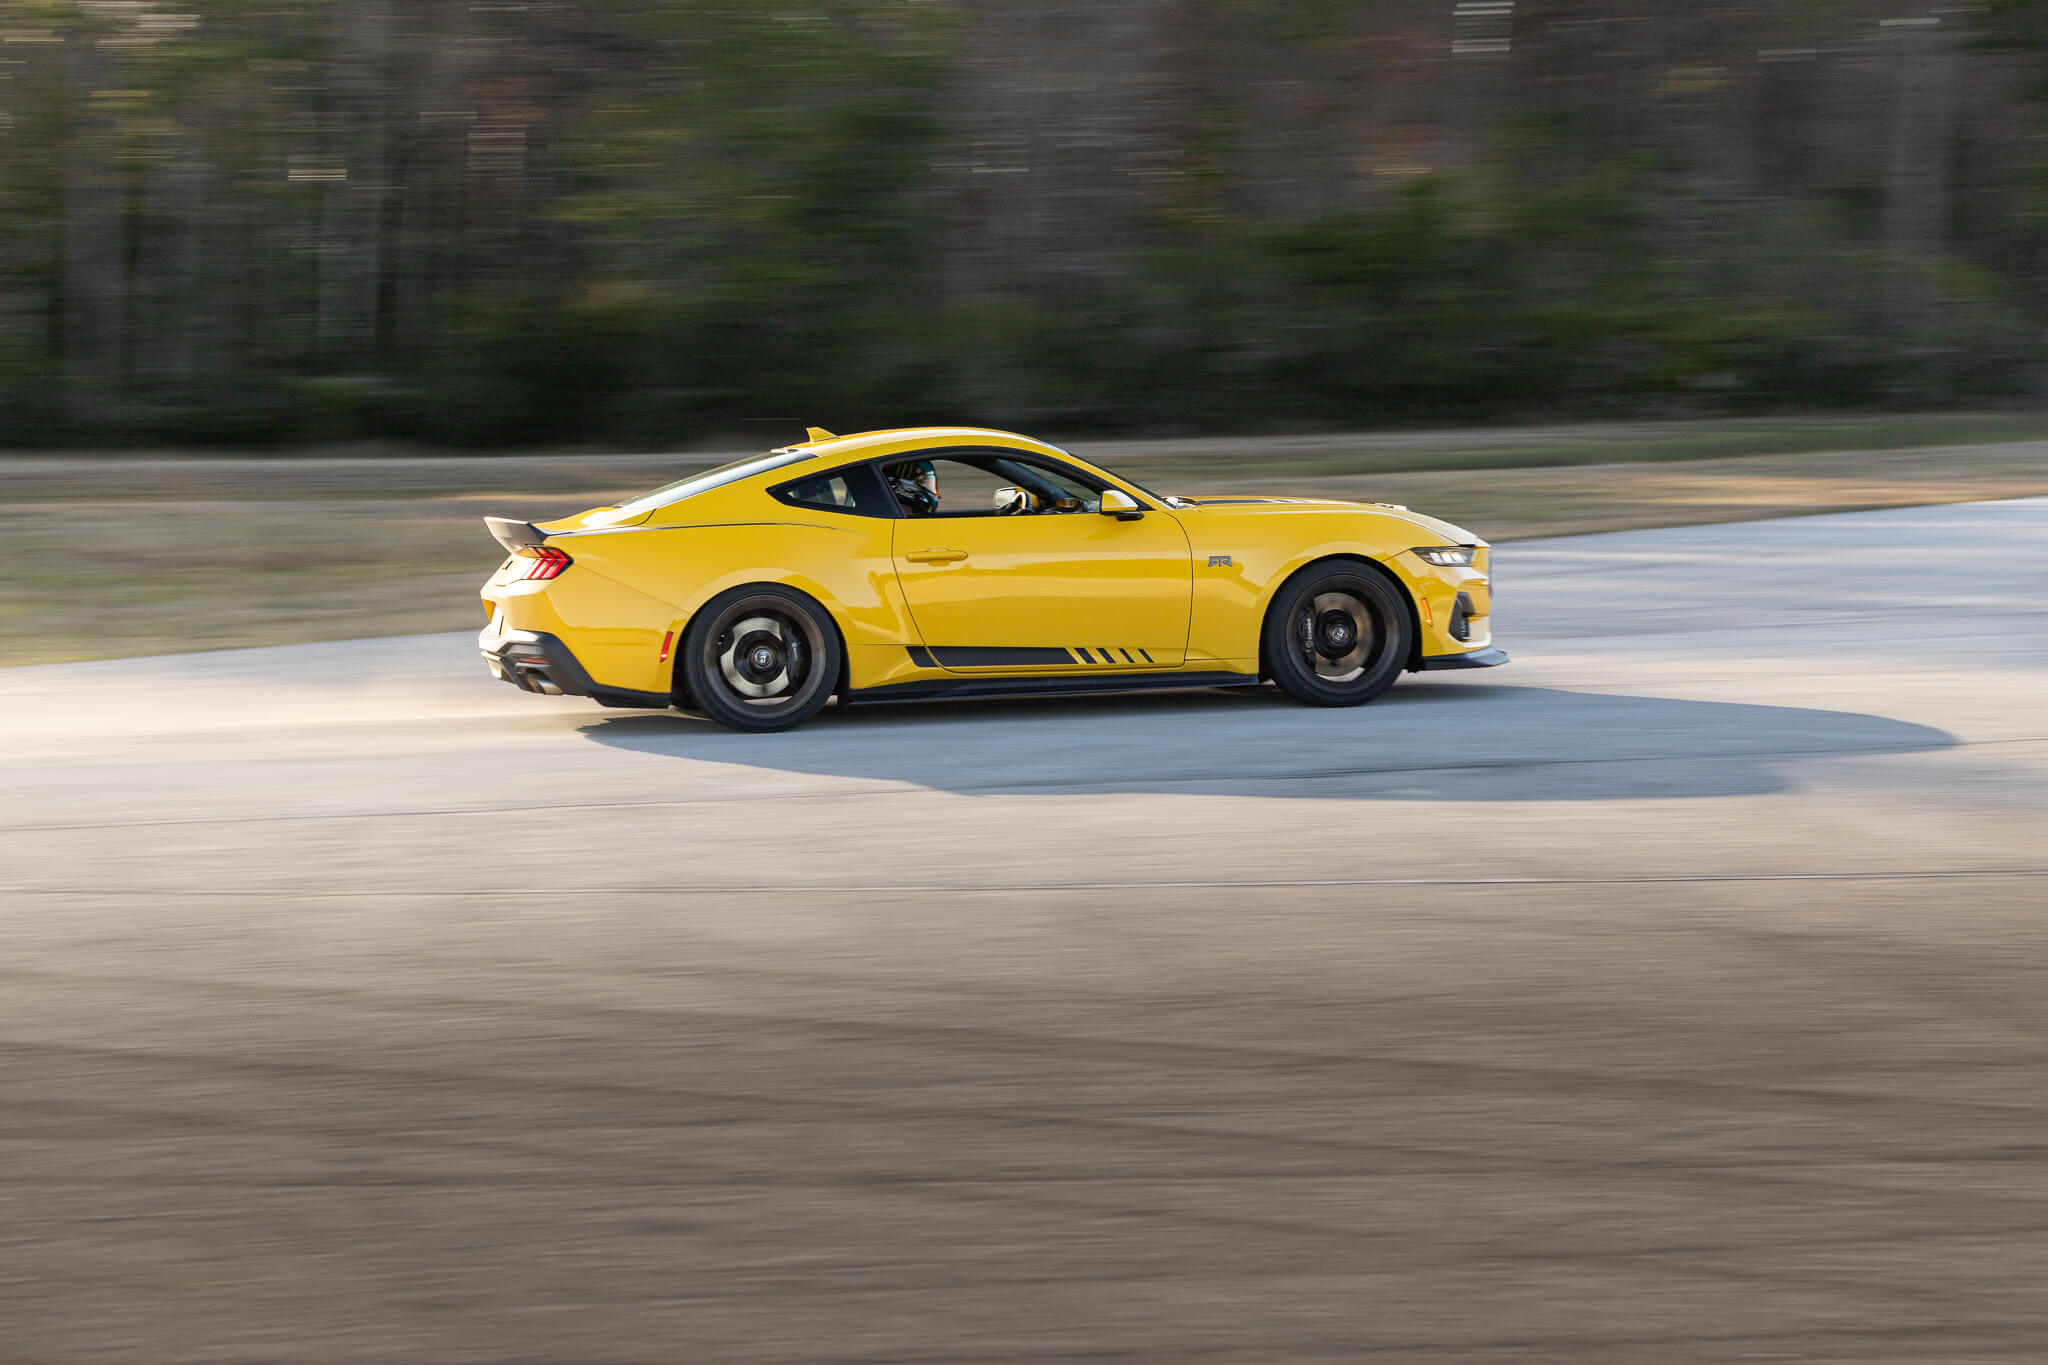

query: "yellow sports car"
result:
(479, 426), (1503, 731)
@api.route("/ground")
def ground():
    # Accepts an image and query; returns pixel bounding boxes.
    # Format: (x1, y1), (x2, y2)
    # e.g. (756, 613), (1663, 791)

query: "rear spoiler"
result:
(484, 517), (549, 553)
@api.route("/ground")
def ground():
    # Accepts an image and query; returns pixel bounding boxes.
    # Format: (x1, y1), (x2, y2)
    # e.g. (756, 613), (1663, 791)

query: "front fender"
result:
(1180, 507), (1487, 665)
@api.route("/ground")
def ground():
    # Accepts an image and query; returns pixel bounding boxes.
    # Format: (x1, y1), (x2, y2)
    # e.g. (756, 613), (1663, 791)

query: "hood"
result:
(1172, 495), (1482, 545)
(1174, 495), (1347, 507)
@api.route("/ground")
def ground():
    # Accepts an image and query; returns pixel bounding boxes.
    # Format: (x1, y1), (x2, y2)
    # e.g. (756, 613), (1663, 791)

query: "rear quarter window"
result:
(612, 449), (818, 516)
(770, 463), (895, 518)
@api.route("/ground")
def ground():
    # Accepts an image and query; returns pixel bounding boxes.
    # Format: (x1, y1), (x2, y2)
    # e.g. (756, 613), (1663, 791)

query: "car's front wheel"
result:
(1261, 560), (1412, 707)
(679, 585), (842, 731)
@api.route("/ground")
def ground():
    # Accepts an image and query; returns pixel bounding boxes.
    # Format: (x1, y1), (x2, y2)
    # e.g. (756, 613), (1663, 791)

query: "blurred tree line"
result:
(7, 0), (2048, 446)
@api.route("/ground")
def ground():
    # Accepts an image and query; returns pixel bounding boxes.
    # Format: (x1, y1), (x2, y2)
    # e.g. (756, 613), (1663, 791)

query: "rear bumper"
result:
(1418, 646), (1509, 671)
(479, 627), (671, 709)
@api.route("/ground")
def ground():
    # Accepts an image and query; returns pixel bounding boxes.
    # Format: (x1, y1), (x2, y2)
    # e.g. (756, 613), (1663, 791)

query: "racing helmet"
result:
(887, 459), (939, 516)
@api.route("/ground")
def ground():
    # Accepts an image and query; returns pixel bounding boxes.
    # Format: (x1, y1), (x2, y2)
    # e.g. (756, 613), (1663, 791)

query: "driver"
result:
(885, 459), (939, 516)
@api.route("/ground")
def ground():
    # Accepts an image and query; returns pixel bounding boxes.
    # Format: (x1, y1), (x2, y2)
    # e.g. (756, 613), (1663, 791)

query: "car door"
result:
(888, 452), (1192, 670)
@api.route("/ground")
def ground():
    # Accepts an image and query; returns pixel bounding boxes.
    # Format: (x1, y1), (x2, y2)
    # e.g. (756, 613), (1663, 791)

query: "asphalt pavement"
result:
(3, 497), (2045, 1362)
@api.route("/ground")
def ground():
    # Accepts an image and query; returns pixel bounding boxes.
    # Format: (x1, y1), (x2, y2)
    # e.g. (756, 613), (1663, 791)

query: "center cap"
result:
(1316, 608), (1356, 653)
(753, 646), (776, 669)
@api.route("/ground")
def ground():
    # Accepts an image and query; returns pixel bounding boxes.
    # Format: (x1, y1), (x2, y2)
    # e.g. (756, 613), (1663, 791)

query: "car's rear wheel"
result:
(1261, 560), (1411, 707)
(680, 585), (842, 732)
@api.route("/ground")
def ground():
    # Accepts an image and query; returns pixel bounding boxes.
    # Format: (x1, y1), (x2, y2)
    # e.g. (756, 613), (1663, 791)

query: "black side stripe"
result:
(930, 646), (1076, 668)
(920, 645), (1165, 668)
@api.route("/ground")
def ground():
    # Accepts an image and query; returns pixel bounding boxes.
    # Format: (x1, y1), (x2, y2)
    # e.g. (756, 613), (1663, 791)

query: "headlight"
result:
(1412, 545), (1476, 567)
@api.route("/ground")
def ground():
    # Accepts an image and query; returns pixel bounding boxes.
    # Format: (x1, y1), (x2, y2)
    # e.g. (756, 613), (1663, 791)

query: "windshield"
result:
(611, 449), (816, 515)
(1054, 446), (1167, 505)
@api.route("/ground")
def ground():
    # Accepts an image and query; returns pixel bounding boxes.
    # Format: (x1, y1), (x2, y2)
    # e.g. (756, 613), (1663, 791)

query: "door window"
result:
(877, 451), (1122, 519)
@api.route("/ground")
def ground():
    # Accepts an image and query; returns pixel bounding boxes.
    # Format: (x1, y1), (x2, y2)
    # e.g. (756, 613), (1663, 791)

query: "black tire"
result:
(1261, 560), (1412, 708)
(679, 585), (843, 732)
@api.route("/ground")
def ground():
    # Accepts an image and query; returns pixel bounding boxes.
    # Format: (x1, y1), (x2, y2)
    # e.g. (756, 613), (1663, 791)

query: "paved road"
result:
(3, 499), (2045, 1363)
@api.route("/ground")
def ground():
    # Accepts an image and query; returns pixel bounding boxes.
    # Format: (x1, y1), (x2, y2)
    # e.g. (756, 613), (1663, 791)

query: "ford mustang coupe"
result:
(480, 425), (1504, 731)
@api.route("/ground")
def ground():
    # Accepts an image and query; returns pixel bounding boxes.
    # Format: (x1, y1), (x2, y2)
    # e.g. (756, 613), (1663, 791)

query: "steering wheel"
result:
(993, 486), (1041, 516)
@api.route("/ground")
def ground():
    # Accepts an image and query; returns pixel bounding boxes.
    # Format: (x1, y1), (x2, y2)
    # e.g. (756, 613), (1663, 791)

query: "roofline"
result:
(787, 426), (1066, 460)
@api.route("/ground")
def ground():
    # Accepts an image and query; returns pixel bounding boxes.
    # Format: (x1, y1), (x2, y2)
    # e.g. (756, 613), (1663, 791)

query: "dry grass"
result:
(4, 421), (2045, 666)
(1211, 440), (2048, 540)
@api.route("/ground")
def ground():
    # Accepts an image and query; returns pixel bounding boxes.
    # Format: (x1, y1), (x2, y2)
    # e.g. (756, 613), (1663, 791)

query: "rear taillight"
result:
(522, 546), (572, 580)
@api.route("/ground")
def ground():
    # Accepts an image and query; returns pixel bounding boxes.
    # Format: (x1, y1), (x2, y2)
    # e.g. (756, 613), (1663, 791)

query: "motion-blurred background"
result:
(12, 0), (2048, 447)
(13, 2), (2048, 667)
(10, 10), (2048, 1360)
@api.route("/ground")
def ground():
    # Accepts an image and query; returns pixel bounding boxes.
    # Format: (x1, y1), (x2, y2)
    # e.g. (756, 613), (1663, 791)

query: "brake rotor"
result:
(719, 614), (803, 699)
(1304, 591), (1372, 682)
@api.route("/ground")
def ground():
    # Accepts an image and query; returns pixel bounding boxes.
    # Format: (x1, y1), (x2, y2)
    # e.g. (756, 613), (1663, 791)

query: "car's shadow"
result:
(578, 681), (1958, 802)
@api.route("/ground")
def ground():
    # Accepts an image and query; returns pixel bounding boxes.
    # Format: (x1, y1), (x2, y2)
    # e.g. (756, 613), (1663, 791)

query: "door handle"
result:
(905, 548), (969, 564)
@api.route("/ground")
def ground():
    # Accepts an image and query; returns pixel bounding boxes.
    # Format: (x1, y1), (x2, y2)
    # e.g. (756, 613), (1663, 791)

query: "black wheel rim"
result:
(1297, 589), (1379, 684)
(706, 598), (827, 715)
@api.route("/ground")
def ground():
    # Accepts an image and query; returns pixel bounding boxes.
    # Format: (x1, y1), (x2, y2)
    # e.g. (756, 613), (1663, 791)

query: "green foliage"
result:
(2, 1), (2046, 447)
(1977, 0), (2048, 50)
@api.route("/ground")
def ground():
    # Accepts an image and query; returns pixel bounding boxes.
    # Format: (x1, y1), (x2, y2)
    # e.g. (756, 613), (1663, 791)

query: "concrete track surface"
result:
(3, 498), (2046, 1363)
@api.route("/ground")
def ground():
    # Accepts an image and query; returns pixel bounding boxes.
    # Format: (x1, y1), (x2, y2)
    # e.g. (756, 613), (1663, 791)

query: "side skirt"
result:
(845, 670), (1263, 705)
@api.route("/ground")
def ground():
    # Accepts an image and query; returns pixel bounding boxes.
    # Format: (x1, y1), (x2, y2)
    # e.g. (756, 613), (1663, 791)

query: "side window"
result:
(993, 457), (1108, 513)
(878, 455), (1015, 518)
(770, 463), (894, 518)
(877, 451), (1128, 518)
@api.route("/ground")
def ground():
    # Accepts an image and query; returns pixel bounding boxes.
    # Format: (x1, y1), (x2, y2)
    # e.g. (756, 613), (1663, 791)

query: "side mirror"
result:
(1098, 488), (1144, 520)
